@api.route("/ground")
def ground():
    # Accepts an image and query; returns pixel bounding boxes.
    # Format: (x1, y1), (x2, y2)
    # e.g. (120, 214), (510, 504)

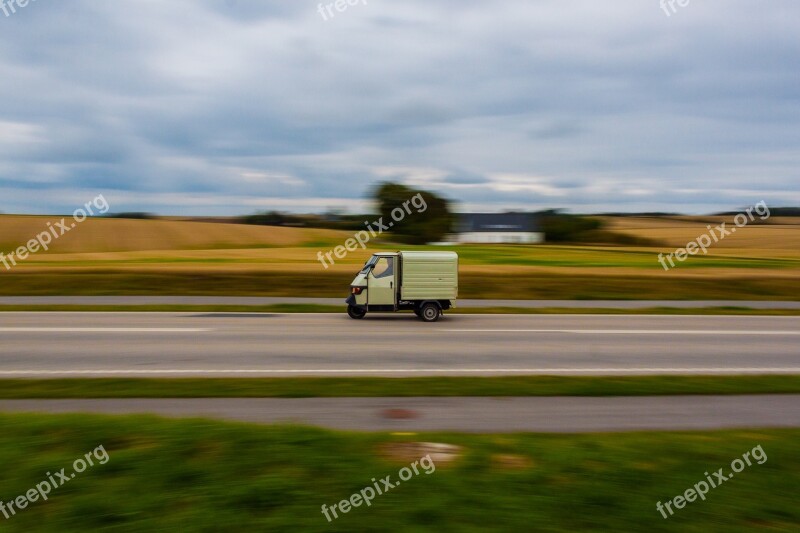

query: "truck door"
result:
(368, 256), (396, 307)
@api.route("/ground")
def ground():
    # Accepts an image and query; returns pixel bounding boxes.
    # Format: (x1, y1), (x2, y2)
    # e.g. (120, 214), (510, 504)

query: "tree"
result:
(372, 182), (453, 244)
(541, 210), (603, 242)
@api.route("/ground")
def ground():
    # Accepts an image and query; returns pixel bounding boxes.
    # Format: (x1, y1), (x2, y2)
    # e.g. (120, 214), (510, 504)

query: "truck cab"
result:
(345, 251), (458, 322)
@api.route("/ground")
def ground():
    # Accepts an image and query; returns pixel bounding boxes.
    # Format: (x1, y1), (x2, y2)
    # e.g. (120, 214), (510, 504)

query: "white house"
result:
(452, 212), (543, 244)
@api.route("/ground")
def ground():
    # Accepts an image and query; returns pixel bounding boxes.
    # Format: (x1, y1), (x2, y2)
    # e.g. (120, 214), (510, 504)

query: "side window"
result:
(372, 257), (394, 279)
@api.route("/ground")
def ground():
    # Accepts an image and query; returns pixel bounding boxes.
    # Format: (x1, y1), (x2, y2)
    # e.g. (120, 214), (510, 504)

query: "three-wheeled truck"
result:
(345, 251), (458, 322)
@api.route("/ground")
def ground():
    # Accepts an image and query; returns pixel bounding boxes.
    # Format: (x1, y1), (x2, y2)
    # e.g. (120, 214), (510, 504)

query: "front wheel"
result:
(419, 302), (441, 322)
(347, 305), (366, 319)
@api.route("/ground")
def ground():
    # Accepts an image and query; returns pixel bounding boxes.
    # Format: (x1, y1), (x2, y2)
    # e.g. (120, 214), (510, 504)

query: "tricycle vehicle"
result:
(345, 251), (458, 322)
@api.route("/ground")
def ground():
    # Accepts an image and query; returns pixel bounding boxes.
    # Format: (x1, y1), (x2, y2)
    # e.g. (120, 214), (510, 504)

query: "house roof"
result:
(456, 212), (541, 233)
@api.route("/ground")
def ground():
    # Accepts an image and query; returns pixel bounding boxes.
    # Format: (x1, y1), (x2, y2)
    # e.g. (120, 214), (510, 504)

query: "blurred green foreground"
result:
(0, 414), (796, 532)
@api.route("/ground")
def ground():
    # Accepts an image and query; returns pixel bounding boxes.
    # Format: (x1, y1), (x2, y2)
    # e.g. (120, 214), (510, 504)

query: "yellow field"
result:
(0, 216), (347, 254)
(2, 216), (799, 296)
(603, 216), (800, 257)
(3, 214), (798, 257)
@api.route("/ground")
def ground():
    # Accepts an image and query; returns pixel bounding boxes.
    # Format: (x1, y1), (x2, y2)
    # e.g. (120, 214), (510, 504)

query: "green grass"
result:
(16, 244), (800, 269)
(0, 304), (345, 313)
(415, 243), (800, 269)
(0, 304), (798, 316)
(457, 272), (800, 300)
(1, 376), (798, 399)
(302, 242), (800, 269)
(2, 270), (799, 299)
(454, 306), (800, 316)
(0, 414), (796, 531)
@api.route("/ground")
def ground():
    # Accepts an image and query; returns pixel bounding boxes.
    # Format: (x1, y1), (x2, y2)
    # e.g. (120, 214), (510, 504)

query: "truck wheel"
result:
(347, 306), (366, 319)
(419, 302), (440, 322)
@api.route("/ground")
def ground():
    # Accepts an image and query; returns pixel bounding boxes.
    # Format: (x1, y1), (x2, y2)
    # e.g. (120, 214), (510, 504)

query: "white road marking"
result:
(444, 329), (800, 335)
(0, 368), (798, 376)
(0, 328), (211, 333)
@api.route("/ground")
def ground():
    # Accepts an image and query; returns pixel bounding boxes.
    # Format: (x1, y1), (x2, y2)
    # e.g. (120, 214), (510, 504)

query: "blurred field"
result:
(0, 215), (345, 253)
(1, 305), (798, 315)
(1, 215), (799, 299)
(603, 215), (800, 257)
(0, 414), (796, 531)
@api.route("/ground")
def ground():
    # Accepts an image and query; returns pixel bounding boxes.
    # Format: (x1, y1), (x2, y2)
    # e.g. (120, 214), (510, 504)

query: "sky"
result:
(0, 0), (798, 215)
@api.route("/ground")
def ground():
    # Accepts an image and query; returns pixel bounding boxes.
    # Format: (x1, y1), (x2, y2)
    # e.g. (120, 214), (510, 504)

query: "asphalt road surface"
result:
(0, 312), (798, 377)
(0, 395), (797, 432)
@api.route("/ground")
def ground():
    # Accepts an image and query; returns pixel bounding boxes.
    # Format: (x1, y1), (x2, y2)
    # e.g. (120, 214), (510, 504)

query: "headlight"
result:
(351, 287), (363, 295)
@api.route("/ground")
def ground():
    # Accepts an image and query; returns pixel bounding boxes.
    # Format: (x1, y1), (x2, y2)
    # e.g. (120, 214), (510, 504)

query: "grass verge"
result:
(0, 414), (796, 531)
(1, 376), (799, 398)
(0, 304), (798, 315)
(2, 270), (799, 300)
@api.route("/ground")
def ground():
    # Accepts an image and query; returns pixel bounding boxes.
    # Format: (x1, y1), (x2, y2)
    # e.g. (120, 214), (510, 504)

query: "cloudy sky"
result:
(0, 0), (798, 215)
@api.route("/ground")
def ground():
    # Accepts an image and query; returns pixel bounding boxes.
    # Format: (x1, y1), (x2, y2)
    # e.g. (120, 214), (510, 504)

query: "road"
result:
(0, 312), (798, 377)
(0, 395), (797, 432)
(1, 296), (799, 308)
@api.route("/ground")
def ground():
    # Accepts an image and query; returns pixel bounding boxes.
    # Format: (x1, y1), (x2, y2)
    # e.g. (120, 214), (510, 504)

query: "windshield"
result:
(359, 255), (379, 273)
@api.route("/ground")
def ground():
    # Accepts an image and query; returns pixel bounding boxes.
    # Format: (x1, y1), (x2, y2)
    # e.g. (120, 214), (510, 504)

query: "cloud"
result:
(0, 0), (797, 214)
